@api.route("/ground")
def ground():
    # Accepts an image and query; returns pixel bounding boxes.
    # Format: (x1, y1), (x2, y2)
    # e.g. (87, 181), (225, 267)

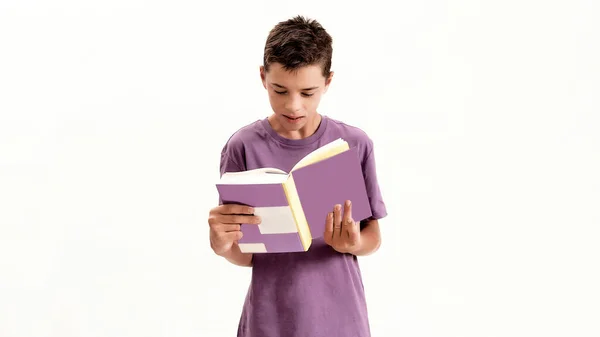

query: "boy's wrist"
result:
(348, 236), (368, 256)
(349, 223), (381, 256)
(221, 243), (253, 267)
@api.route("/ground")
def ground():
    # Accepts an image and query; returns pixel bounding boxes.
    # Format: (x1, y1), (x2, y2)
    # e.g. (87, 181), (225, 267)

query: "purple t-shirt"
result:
(219, 115), (387, 337)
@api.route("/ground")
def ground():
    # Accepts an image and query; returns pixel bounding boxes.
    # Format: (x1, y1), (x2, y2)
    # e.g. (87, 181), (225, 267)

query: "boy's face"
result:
(260, 62), (333, 138)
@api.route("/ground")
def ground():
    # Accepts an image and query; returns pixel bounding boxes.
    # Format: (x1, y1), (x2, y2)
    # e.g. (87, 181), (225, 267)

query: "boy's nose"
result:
(285, 97), (302, 112)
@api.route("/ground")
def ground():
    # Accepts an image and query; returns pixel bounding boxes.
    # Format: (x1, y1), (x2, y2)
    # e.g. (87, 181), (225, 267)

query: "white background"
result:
(1, 1), (599, 336)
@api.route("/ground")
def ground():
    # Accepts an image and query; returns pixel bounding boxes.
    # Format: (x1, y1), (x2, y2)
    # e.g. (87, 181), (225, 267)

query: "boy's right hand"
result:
(208, 204), (260, 256)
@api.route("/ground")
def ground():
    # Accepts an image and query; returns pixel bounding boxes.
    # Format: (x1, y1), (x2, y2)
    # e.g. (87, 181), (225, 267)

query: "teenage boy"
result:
(207, 15), (387, 337)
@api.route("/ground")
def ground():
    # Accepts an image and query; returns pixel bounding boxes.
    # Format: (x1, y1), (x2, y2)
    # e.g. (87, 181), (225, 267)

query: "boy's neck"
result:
(268, 113), (322, 140)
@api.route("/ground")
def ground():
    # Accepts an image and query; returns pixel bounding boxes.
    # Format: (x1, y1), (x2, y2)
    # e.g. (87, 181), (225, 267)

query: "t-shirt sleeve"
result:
(217, 137), (246, 205)
(362, 140), (388, 221)
(220, 145), (245, 177)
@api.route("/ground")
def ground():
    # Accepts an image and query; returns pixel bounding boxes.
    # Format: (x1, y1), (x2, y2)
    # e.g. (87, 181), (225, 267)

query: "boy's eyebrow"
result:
(272, 83), (319, 91)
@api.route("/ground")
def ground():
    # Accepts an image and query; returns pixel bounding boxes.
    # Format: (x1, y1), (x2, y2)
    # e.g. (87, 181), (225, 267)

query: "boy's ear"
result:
(324, 70), (334, 92)
(260, 65), (267, 89)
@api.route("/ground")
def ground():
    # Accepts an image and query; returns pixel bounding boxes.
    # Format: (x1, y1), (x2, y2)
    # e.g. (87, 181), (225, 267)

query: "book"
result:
(215, 138), (372, 253)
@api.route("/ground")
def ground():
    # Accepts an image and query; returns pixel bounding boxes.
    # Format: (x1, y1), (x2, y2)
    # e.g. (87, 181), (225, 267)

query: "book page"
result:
(290, 138), (349, 172)
(219, 167), (288, 185)
(254, 206), (298, 234)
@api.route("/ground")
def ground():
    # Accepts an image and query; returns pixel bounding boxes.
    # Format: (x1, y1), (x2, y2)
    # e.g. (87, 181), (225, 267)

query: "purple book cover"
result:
(291, 147), (372, 238)
(217, 183), (288, 208)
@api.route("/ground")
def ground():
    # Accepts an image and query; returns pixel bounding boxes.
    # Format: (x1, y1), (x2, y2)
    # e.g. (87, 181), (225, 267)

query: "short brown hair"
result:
(263, 16), (333, 77)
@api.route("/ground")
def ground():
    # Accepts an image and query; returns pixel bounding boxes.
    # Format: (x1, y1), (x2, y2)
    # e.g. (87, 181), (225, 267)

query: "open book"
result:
(216, 138), (372, 253)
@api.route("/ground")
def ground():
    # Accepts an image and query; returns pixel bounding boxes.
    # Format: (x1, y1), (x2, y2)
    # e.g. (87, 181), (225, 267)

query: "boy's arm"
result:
(352, 219), (381, 256)
(217, 134), (252, 266)
(221, 243), (253, 267)
(353, 137), (386, 256)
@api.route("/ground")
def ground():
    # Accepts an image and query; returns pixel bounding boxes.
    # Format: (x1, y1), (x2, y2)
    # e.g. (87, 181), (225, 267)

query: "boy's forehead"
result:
(266, 63), (325, 89)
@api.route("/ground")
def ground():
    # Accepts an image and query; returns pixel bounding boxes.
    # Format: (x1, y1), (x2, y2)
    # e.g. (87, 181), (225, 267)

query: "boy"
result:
(207, 15), (387, 337)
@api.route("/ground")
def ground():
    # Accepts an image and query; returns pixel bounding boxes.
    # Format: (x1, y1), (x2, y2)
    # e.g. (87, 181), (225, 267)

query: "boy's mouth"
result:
(284, 115), (304, 121)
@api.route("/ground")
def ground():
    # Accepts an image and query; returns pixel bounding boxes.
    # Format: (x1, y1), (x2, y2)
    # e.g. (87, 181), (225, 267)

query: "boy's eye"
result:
(273, 90), (314, 97)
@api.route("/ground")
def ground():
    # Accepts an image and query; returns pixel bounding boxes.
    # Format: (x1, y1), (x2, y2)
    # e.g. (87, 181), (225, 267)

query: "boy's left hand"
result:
(324, 200), (361, 254)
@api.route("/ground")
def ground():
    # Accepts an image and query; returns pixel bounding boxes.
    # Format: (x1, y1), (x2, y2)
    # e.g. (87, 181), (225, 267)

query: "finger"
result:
(348, 227), (360, 245)
(221, 214), (261, 225)
(213, 224), (241, 232)
(343, 200), (353, 237)
(345, 219), (359, 243)
(219, 230), (243, 242)
(324, 212), (334, 244)
(333, 204), (342, 237)
(220, 204), (255, 215)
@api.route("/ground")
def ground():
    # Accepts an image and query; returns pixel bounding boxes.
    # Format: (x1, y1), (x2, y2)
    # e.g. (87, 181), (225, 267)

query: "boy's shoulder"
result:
(219, 119), (266, 172)
(224, 118), (265, 144)
(325, 116), (376, 155)
(220, 118), (267, 152)
(326, 116), (372, 139)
